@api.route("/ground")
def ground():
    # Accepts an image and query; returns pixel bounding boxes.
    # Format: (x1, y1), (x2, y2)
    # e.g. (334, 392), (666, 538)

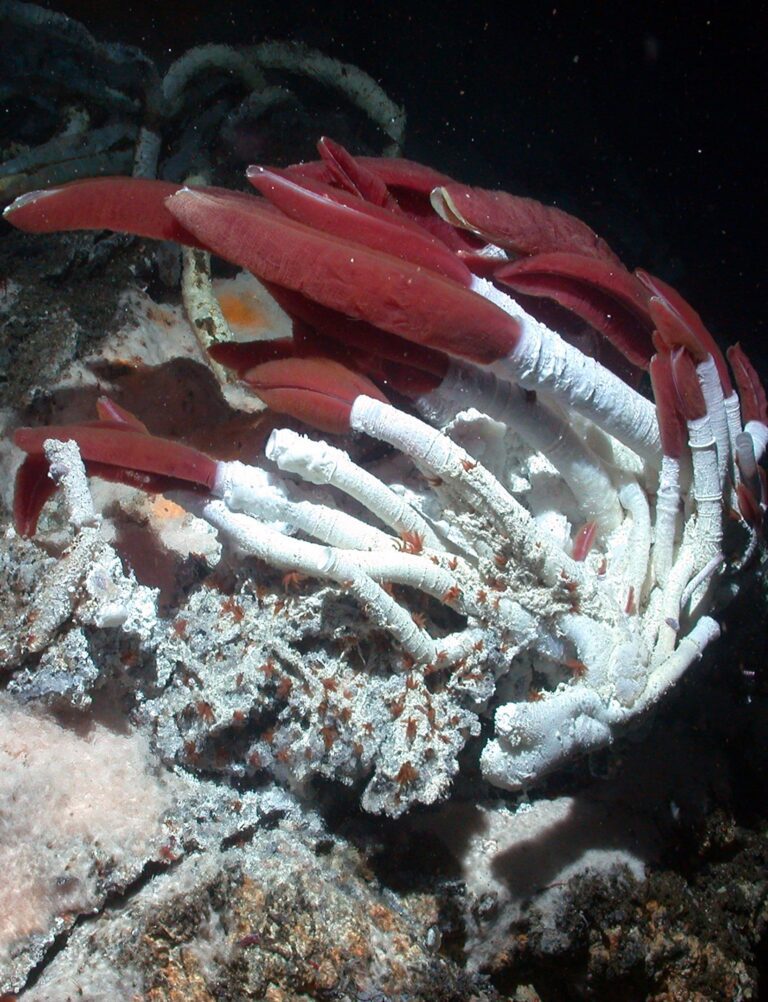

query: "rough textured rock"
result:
(20, 791), (503, 1002)
(0, 695), (176, 991)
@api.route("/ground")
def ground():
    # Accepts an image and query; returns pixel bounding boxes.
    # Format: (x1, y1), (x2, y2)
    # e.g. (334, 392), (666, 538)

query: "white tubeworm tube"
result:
(473, 277), (662, 466)
(42, 438), (99, 531)
(483, 614), (720, 791)
(266, 428), (443, 550)
(680, 554), (724, 610)
(696, 355), (730, 488)
(348, 550), (457, 602)
(418, 360), (623, 535)
(199, 499), (436, 665)
(734, 432), (764, 562)
(652, 544), (695, 667)
(652, 454), (681, 587)
(745, 420), (768, 464)
(735, 431), (758, 483)
(215, 460), (394, 551)
(349, 396), (589, 592)
(637, 616), (720, 712)
(687, 414), (724, 565)
(724, 392), (744, 472)
(618, 481), (652, 611)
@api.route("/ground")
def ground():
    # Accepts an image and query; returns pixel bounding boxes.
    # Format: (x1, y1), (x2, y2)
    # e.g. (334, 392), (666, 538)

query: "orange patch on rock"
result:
(218, 291), (270, 335)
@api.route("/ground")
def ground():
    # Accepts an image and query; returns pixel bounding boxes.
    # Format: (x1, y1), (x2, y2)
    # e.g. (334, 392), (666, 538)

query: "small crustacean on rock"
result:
(4, 135), (766, 803)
